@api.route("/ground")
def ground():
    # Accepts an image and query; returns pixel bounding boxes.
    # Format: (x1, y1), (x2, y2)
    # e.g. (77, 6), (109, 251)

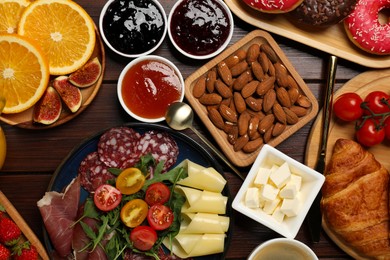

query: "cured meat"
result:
(37, 177), (81, 258)
(97, 127), (141, 168)
(135, 130), (179, 172)
(78, 151), (115, 192)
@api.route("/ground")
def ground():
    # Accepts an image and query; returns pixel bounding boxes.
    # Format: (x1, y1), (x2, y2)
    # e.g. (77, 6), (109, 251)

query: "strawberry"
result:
(0, 217), (21, 246)
(0, 243), (10, 260)
(12, 242), (38, 260)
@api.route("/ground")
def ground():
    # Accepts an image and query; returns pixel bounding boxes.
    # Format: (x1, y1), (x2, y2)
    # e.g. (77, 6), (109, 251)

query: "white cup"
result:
(248, 238), (318, 260)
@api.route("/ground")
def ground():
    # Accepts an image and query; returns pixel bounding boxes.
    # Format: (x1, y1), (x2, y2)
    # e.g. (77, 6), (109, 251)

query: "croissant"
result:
(321, 138), (390, 259)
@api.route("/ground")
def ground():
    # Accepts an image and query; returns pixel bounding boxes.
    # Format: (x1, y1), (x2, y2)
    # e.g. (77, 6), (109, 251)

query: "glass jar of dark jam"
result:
(102, 0), (166, 56)
(169, 0), (232, 56)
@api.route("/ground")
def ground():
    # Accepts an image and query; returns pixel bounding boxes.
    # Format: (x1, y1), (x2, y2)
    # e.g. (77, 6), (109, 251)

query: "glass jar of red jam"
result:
(118, 56), (184, 123)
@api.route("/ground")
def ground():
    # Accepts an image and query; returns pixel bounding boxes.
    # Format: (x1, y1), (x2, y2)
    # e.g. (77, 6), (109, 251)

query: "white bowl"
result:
(232, 144), (325, 239)
(99, 0), (167, 58)
(248, 238), (318, 260)
(167, 0), (234, 60)
(117, 55), (185, 123)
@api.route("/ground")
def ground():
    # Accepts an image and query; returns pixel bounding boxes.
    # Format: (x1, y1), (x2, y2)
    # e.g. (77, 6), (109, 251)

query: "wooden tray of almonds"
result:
(185, 30), (319, 167)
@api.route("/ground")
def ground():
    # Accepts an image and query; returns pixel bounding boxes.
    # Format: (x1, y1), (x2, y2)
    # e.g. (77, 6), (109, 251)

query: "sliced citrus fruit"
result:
(0, 0), (30, 34)
(17, 0), (96, 75)
(0, 34), (50, 114)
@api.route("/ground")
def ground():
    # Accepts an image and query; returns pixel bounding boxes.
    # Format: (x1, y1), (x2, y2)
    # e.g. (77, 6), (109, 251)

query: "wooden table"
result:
(0, 0), (373, 258)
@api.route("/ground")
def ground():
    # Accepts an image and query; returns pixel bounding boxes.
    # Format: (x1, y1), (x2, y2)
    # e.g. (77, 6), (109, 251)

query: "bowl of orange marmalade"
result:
(117, 55), (185, 123)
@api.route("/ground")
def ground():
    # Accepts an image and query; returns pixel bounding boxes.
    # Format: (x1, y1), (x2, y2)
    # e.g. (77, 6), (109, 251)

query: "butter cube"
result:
(254, 167), (271, 187)
(263, 197), (281, 214)
(270, 161), (291, 188)
(280, 197), (300, 217)
(260, 183), (279, 201)
(245, 187), (260, 208)
(272, 206), (285, 222)
(279, 183), (298, 199)
(290, 174), (302, 191)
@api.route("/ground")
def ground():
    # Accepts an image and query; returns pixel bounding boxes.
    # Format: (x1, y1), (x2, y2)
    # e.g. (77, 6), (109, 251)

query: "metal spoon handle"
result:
(190, 126), (246, 180)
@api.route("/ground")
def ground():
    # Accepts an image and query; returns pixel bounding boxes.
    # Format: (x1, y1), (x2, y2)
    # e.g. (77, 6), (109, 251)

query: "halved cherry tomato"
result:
(363, 91), (390, 115)
(147, 204), (174, 231)
(145, 182), (171, 206)
(356, 119), (385, 147)
(116, 168), (145, 195)
(120, 199), (148, 228)
(333, 92), (363, 122)
(130, 226), (157, 251)
(94, 184), (122, 212)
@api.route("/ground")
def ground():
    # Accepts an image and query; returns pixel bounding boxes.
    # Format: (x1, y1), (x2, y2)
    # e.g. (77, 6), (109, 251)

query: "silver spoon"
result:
(165, 102), (245, 180)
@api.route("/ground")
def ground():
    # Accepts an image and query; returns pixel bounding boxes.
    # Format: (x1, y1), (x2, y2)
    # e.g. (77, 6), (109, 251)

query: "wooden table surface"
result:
(1, 0), (376, 259)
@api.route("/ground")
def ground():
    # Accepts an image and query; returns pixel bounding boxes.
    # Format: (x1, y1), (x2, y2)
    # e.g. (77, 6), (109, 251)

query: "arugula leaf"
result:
(143, 164), (188, 191)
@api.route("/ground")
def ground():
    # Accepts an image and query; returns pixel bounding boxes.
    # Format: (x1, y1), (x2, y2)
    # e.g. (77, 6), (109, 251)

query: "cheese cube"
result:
(280, 197), (300, 217)
(245, 187), (260, 208)
(279, 183), (298, 199)
(253, 167), (271, 187)
(270, 161), (291, 188)
(272, 206), (285, 222)
(263, 197), (281, 214)
(260, 184), (279, 201)
(290, 174), (302, 191)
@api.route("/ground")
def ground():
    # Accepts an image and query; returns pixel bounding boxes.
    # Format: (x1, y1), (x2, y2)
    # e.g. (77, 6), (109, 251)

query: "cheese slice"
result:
(180, 212), (229, 234)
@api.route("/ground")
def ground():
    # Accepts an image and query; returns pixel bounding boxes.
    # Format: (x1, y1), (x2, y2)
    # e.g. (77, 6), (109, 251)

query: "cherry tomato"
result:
(356, 119), (385, 147)
(384, 116), (390, 141)
(116, 168), (145, 195)
(94, 184), (122, 212)
(120, 199), (148, 228)
(145, 182), (171, 206)
(147, 204), (174, 231)
(130, 226), (157, 251)
(333, 92), (363, 122)
(363, 91), (390, 115)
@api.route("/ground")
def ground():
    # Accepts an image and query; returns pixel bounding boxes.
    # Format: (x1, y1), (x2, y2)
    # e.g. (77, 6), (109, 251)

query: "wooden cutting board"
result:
(305, 68), (390, 260)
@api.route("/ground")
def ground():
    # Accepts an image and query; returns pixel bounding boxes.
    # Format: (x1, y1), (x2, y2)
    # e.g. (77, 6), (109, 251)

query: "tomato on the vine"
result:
(356, 119), (385, 147)
(333, 92), (363, 122)
(363, 91), (390, 115)
(130, 226), (157, 251)
(94, 184), (122, 212)
(147, 204), (174, 231)
(384, 116), (390, 141)
(145, 182), (171, 206)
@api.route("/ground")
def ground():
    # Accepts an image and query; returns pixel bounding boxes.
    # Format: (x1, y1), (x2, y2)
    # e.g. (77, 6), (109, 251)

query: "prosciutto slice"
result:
(38, 176), (81, 257)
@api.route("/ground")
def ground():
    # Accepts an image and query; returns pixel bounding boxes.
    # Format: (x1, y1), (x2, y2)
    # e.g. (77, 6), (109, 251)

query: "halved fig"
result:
(33, 86), (62, 125)
(68, 57), (102, 88)
(53, 76), (82, 113)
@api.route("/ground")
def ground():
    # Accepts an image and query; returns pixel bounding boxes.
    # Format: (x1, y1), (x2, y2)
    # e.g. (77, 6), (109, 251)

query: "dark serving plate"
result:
(44, 122), (233, 259)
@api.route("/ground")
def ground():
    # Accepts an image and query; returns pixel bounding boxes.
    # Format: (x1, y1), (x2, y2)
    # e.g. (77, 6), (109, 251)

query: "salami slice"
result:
(135, 130), (179, 172)
(97, 127), (141, 168)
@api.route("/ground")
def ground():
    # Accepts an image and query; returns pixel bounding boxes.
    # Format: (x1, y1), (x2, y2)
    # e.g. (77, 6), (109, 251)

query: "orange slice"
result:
(17, 0), (96, 75)
(0, 0), (30, 34)
(0, 34), (50, 114)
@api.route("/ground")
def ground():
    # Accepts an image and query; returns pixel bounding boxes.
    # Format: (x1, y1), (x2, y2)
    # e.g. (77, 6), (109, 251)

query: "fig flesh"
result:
(53, 76), (82, 113)
(33, 86), (62, 125)
(68, 57), (102, 88)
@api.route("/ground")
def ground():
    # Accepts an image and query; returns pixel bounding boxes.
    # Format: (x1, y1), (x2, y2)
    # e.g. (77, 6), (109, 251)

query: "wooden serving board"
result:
(224, 0), (390, 68)
(305, 68), (390, 260)
(0, 26), (105, 129)
(0, 191), (49, 260)
(186, 30), (319, 167)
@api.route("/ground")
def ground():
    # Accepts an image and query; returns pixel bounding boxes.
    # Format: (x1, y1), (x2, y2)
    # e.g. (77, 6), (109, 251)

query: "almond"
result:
(241, 80), (259, 98)
(245, 96), (262, 111)
(287, 75), (299, 89)
(220, 97), (231, 108)
(219, 104), (237, 123)
(242, 137), (263, 153)
(227, 125), (239, 145)
(256, 76), (275, 96)
(283, 107), (299, 124)
(272, 122), (286, 137)
(238, 111), (251, 136)
(233, 92), (246, 114)
(274, 63), (289, 88)
(260, 44), (278, 63)
(217, 61), (233, 86)
(208, 108), (225, 129)
(251, 61), (265, 81)
(246, 43), (260, 63)
(258, 114), (275, 134)
(263, 124), (273, 143)
(192, 75), (206, 98)
(223, 122), (235, 134)
(233, 134), (249, 152)
(288, 87), (300, 104)
(262, 89), (276, 113)
(215, 79), (233, 98)
(206, 69), (217, 93)
(199, 93), (222, 105)
(230, 61), (248, 77)
(258, 51), (269, 73)
(233, 70), (252, 91)
(225, 49), (246, 68)
(273, 103), (286, 124)
(296, 95), (312, 108)
(248, 115), (261, 140)
(276, 87), (292, 108)
(268, 60), (275, 76)
(289, 105), (308, 117)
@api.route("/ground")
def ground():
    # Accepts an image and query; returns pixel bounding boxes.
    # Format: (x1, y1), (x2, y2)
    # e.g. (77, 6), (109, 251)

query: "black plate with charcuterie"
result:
(41, 122), (232, 259)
